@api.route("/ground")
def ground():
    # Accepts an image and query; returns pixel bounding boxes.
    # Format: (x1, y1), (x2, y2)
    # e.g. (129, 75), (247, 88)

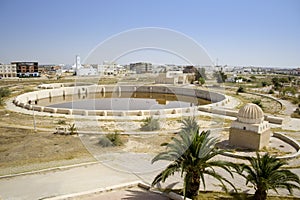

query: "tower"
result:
(75, 55), (82, 71)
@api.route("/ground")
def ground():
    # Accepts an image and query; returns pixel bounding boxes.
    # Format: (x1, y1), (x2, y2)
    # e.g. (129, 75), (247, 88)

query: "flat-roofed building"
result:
(11, 62), (39, 77)
(0, 64), (17, 78)
(155, 71), (190, 84)
(130, 62), (153, 74)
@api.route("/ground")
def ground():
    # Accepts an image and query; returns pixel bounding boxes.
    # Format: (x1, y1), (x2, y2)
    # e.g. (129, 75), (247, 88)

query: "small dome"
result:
(237, 103), (264, 124)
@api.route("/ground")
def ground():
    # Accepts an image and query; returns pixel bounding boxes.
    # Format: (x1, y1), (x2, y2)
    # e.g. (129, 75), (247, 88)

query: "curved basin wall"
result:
(14, 85), (228, 117)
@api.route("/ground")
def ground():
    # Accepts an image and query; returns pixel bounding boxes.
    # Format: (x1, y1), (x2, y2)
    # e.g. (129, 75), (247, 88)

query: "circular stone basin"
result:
(43, 92), (211, 110)
(13, 84), (227, 117)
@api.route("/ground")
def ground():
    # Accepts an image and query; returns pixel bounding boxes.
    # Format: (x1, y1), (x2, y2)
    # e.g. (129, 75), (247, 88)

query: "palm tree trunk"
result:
(187, 172), (200, 198)
(254, 189), (267, 200)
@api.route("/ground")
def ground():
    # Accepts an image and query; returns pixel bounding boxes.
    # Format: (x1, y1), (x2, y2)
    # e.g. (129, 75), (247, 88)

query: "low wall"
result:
(198, 106), (285, 125)
(221, 132), (300, 160)
(13, 84), (228, 118)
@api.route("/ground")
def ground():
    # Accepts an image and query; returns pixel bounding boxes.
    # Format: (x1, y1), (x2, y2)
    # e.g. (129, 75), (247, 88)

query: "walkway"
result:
(1, 153), (299, 200)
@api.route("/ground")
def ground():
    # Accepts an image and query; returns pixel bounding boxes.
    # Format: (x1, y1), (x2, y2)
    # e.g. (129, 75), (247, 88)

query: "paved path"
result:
(0, 163), (138, 200)
(0, 153), (299, 200)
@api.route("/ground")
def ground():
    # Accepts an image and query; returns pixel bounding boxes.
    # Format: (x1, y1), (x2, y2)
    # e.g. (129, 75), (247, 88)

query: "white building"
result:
(97, 62), (126, 76)
(0, 64), (17, 78)
(73, 55), (98, 76)
(76, 67), (98, 76)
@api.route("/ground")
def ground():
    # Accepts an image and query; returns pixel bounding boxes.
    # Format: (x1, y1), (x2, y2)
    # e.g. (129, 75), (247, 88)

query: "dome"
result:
(237, 103), (264, 124)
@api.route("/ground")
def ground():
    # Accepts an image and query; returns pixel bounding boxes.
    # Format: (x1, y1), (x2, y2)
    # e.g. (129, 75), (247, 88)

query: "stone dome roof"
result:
(237, 103), (264, 124)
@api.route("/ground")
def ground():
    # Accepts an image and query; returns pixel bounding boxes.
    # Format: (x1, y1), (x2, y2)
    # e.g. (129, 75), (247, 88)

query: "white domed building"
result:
(229, 103), (271, 150)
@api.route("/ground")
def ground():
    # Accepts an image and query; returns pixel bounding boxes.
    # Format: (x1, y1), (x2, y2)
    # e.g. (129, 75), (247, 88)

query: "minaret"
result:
(75, 55), (82, 71)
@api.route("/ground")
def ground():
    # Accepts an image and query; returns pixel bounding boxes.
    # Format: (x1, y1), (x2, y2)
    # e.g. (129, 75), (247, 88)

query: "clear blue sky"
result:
(0, 0), (299, 67)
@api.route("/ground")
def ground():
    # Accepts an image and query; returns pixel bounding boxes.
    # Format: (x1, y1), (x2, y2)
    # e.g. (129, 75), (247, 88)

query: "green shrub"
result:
(198, 77), (205, 86)
(0, 87), (11, 98)
(252, 99), (263, 108)
(98, 132), (123, 147)
(98, 136), (113, 147)
(0, 97), (4, 106)
(140, 117), (160, 131)
(268, 89), (274, 94)
(106, 132), (123, 146)
(236, 86), (245, 94)
(57, 119), (66, 125)
(68, 123), (77, 135)
(261, 81), (269, 87)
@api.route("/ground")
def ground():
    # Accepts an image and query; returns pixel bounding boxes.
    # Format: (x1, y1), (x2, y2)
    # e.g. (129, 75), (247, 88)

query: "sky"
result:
(0, 0), (299, 67)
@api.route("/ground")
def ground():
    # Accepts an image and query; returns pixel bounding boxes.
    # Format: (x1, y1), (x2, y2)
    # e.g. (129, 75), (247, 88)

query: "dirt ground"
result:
(0, 126), (94, 175)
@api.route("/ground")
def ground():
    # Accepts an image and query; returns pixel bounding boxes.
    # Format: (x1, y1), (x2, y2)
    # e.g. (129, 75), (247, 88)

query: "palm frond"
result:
(152, 162), (180, 186)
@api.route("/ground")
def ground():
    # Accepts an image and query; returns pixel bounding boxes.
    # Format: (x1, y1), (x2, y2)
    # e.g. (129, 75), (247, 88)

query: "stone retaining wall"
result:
(13, 84), (228, 118)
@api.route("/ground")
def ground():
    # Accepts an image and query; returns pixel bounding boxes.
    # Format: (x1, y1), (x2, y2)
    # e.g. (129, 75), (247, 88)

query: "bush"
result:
(236, 86), (245, 94)
(0, 97), (4, 106)
(0, 87), (11, 98)
(57, 119), (66, 125)
(140, 117), (160, 131)
(98, 132), (123, 147)
(291, 108), (300, 118)
(98, 136), (113, 147)
(198, 77), (205, 86)
(107, 132), (123, 146)
(261, 81), (269, 87)
(68, 123), (77, 135)
(0, 88), (11, 106)
(252, 99), (263, 108)
(268, 89), (274, 94)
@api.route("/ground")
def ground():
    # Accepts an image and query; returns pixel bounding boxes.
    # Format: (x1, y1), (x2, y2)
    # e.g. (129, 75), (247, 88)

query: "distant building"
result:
(11, 62), (39, 77)
(155, 71), (190, 84)
(77, 67), (98, 76)
(0, 63), (17, 78)
(130, 62), (153, 74)
(73, 55), (98, 76)
(97, 62), (126, 76)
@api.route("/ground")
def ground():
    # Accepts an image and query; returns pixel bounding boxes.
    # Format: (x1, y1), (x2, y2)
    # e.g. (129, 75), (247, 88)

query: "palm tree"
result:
(68, 123), (77, 135)
(237, 153), (300, 200)
(151, 117), (236, 199)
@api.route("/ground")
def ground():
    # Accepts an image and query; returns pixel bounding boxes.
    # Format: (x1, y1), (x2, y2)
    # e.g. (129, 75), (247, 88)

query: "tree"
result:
(0, 87), (11, 106)
(236, 86), (245, 94)
(213, 71), (227, 83)
(198, 77), (205, 86)
(282, 86), (296, 97)
(272, 77), (282, 90)
(198, 67), (207, 79)
(0, 87), (11, 98)
(237, 153), (300, 200)
(151, 117), (236, 199)
(183, 66), (206, 82)
(261, 81), (268, 87)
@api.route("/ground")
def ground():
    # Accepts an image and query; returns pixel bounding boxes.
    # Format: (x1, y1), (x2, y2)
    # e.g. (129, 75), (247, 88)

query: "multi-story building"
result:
(129, 62), (153, 74)
(11, 62), (39, 77)
(0, 64), (17, 78)
(155, 71), (190, 84)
